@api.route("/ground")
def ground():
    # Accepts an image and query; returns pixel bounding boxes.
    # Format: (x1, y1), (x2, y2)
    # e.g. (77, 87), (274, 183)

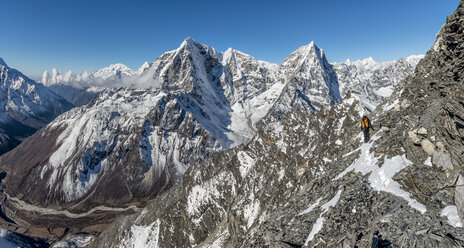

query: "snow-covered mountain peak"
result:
(281, 41), (327, 72)
(137, 61), (150, 74)
(297, 41), (323, 59)
(92, 63), (134, 79)
(179, 38), (219, 60)
(402, 54), (425, 64)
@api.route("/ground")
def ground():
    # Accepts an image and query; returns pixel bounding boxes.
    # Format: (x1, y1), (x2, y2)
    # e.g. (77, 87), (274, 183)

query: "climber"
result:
(361, 115), (374, 143)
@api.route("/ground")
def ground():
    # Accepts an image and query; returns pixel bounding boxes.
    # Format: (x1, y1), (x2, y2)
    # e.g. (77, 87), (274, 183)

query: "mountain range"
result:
(0, 34), (425, 246)
(90, 1), (464, 247)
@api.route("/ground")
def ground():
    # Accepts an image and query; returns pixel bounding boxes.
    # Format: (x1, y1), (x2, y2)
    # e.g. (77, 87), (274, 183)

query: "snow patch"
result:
(53, 235), (94, 248)
(298, 197), (322, 215)
(304, 190), (342, 245)
(441, 205), (463, 228)
(277, 168), (285, 181)
(118, 219), (160, 248)
(376, 86), (394, 98)
(187, 172), (236, 217)
(243, 198), (260, 229)
(383, 99), (399, 111)
(424, 157), (432, 166)
(237, 151), (256, 178)
(335, 137), (426, 214)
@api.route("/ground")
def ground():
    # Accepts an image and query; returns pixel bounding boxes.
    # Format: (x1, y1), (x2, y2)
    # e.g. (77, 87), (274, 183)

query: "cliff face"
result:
(90, 2), (464, 247)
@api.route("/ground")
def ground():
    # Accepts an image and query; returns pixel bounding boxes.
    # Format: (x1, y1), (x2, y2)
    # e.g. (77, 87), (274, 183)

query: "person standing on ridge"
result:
(361, 115), (374, 143)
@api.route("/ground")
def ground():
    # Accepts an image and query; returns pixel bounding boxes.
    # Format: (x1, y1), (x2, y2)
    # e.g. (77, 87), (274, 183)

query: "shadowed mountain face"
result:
(90, 1), (464, 247)
(0, 58), (73, 155)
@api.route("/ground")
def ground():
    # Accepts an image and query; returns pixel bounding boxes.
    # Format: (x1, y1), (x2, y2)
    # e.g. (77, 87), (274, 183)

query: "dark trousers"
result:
(363, 129), (370, 143)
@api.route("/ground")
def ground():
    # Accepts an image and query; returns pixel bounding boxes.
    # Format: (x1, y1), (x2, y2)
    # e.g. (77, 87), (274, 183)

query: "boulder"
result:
(421, 139), (435, 156)
(417, 127), (428, 135)
(408, 131), (421, 144)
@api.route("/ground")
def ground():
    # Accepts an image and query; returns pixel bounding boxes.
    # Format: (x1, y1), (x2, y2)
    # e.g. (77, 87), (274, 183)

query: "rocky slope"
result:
(91, 1), (464, 247)
(0, 58), (73, 154)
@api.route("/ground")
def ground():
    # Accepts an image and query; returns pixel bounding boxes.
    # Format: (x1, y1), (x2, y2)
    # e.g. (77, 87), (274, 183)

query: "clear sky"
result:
(0, 0), (459, 79)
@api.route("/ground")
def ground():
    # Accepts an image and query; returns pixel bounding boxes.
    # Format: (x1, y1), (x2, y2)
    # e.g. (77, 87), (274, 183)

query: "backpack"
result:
(361, 118), (369, 129)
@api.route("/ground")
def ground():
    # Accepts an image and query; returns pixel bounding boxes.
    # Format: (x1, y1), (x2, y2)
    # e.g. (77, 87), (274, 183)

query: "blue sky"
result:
(0, 0), (459, 79)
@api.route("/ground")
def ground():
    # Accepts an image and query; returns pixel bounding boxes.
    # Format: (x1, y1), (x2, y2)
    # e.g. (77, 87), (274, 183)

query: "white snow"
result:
(335, 139), (343, 145)
(376, 86), (394, 98)
(45, 89), (167, 201)
(53, 235), (94, 248)
(237, 151), (256, 178)
(441, 205), (463, 228)
(320, 190), (342, 212)
(305, 217), (324, 245)
(334, 54), (423, 110)
(243, 196), (260, 229)
(118, 219), (161, 248)
(186, 172), (236, 217)
(41, 63), (139, 89)
(277, 168), (285, 181)
(424, 157), (432, 166)
(335, 134), (426, 214)
(383, 99), (399, 111)
(304, 190), (342, 245)
(298, 197), (322, 215)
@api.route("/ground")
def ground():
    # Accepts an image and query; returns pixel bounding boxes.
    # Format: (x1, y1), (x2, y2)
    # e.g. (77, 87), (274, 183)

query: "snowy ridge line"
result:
(6, 195), (140, 218)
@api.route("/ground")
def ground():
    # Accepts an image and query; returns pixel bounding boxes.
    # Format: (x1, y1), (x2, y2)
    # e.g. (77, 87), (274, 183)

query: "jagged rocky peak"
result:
(220, 47), (279, 102)
(269, 41), (341, 118)
(147, 37), (222, 92)
(137, 61), (150, 74)
(281, 41), (327, 71)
